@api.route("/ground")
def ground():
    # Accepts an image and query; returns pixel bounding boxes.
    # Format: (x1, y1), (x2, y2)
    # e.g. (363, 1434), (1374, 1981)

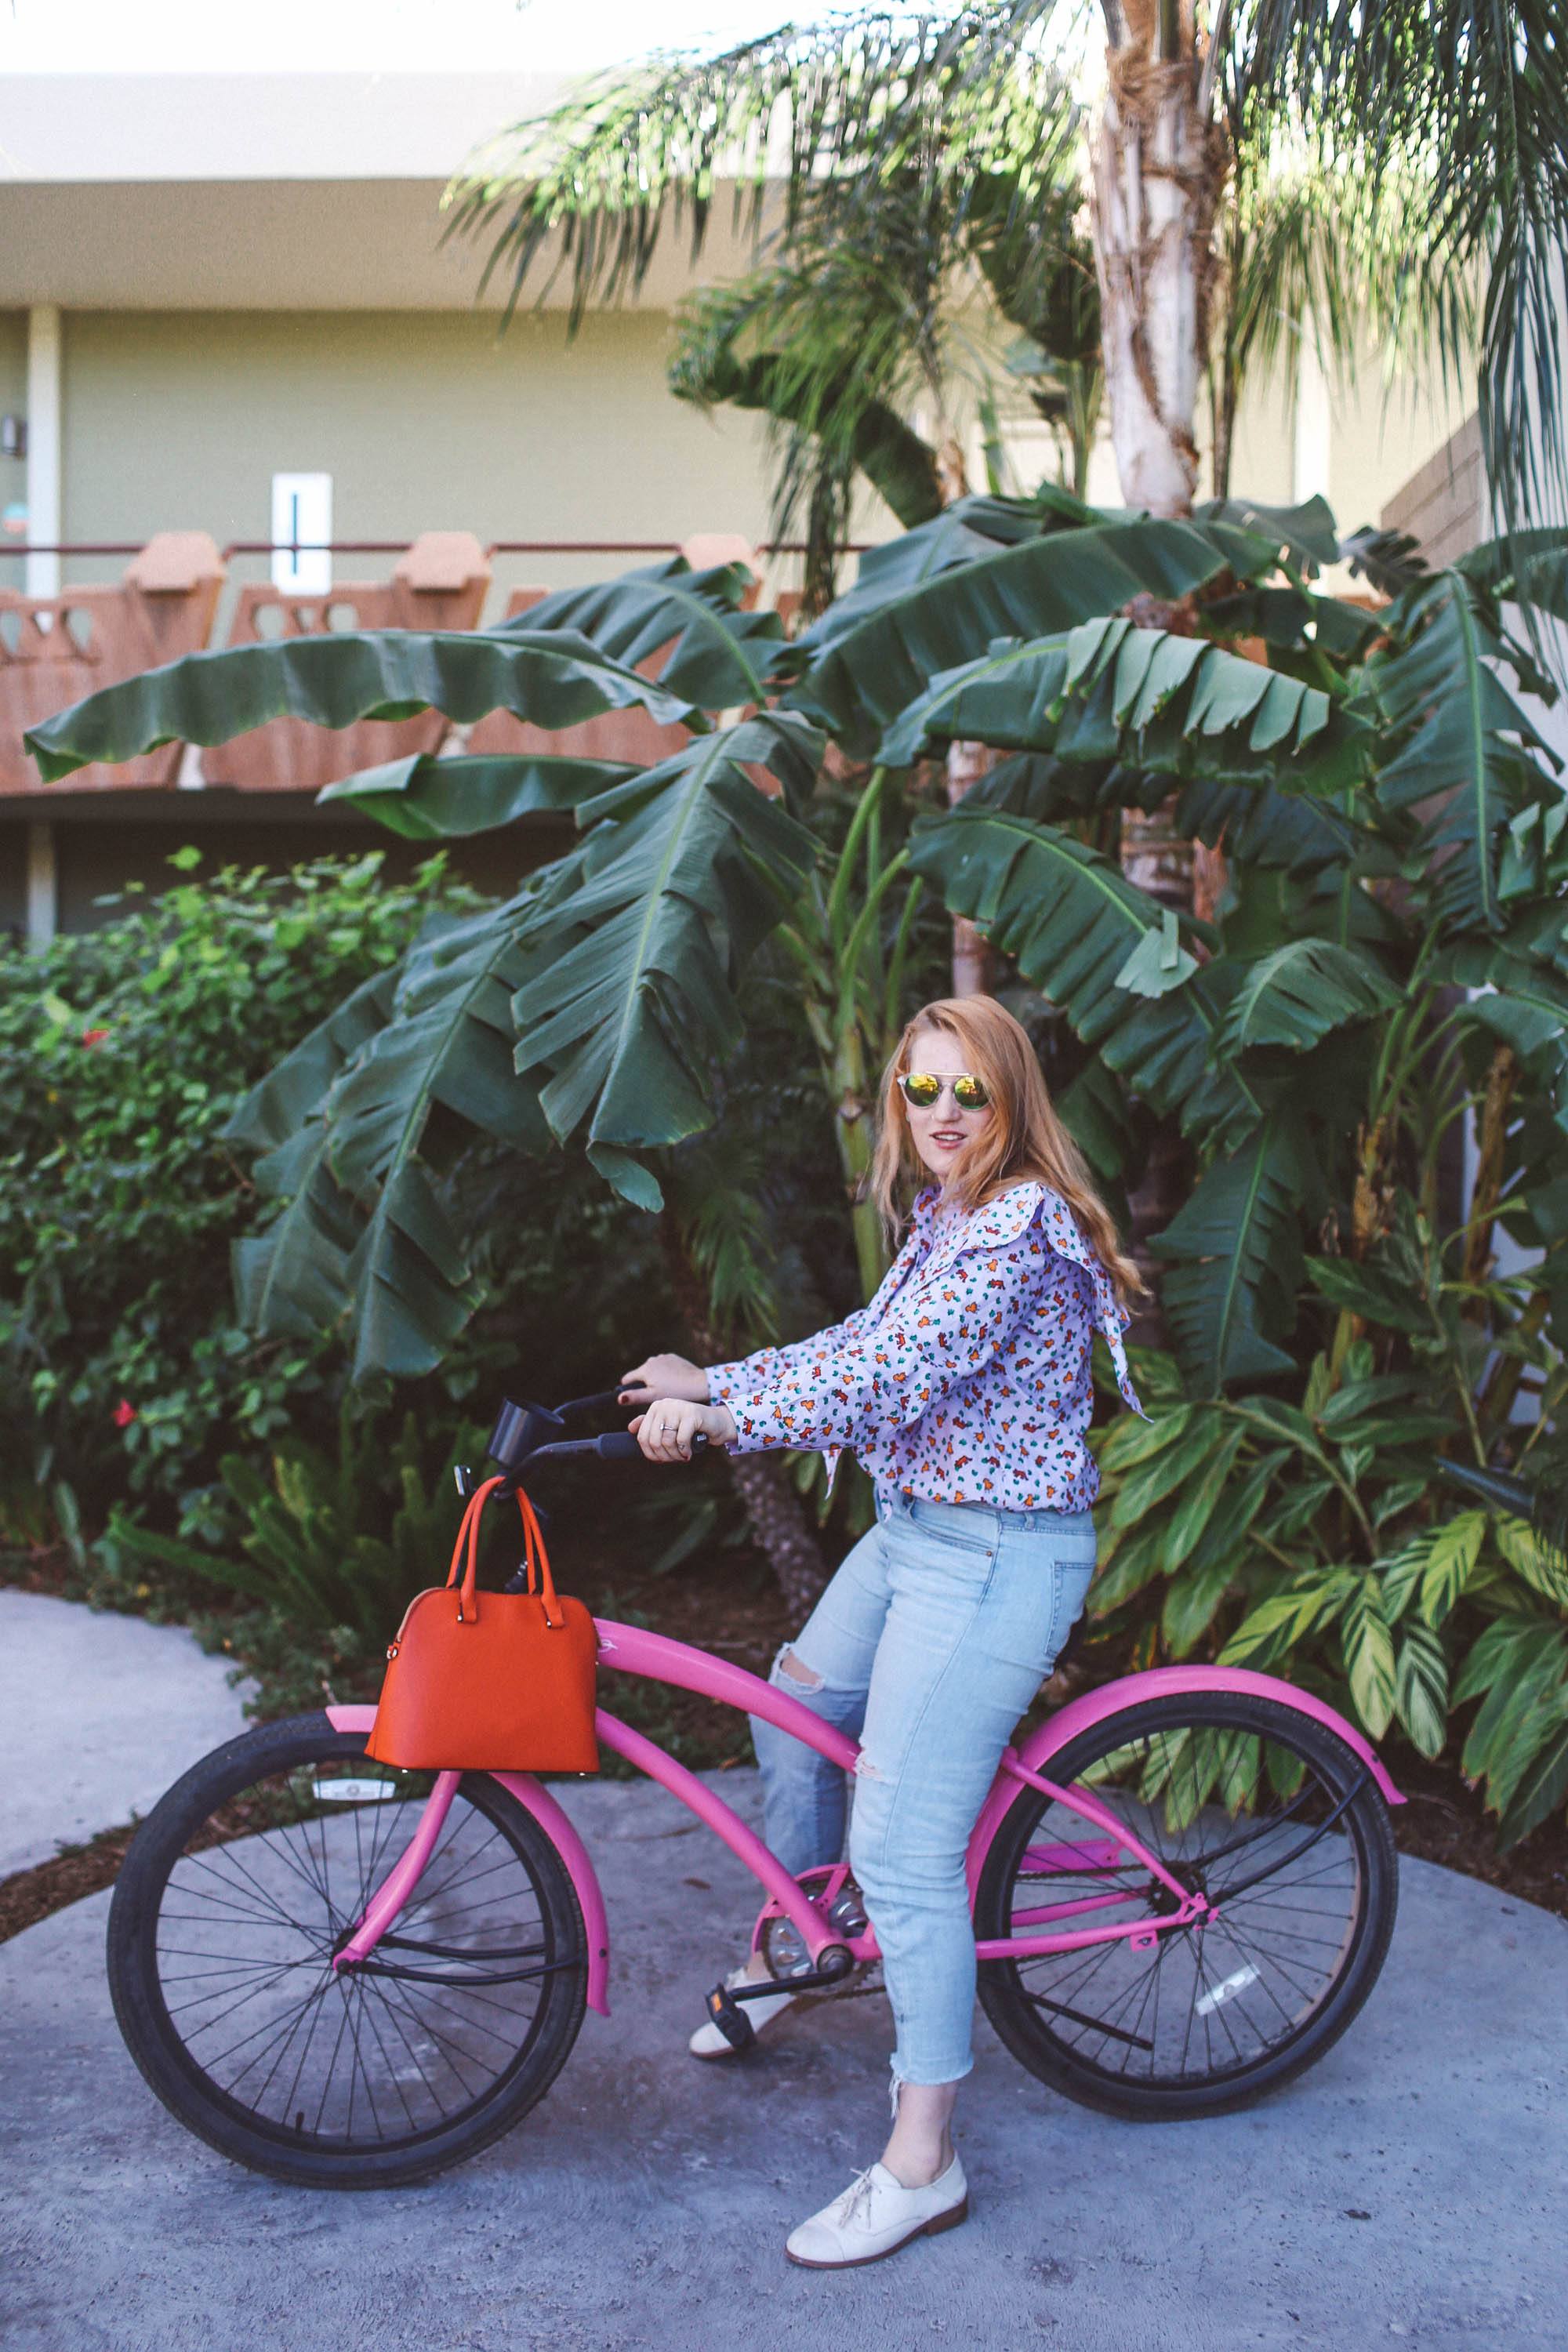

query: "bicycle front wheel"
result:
(975, 1692), (1399, 2120)
(107, 1713), (588, 2187)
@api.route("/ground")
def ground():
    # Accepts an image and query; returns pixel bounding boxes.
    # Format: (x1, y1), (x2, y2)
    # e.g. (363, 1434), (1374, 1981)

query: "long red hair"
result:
(864, 996), (1145, 1312)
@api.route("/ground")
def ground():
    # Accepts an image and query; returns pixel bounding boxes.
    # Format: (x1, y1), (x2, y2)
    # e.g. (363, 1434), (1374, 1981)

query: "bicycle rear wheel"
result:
(975, 1692), (1399, 2119)
(107, 1713), (587, 2187)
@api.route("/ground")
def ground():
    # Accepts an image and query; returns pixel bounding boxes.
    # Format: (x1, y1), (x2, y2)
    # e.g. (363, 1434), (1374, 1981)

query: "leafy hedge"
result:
(1090, 1210), (1568, 1851)
(0, 852), (474, 1543)
(0, 856), (877, 1697)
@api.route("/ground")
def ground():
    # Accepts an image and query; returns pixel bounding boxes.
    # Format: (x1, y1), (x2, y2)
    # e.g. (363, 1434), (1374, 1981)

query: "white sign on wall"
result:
(270, 473), (332, 594)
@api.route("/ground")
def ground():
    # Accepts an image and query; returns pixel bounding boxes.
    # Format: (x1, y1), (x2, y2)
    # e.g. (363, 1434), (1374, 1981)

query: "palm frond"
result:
(1245, 0), (1568, 633)
(443, 7), (1084, 328)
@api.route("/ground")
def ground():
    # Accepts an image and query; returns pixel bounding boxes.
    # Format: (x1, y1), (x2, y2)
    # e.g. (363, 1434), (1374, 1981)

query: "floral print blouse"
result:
(703, 1178), (1144, 1514)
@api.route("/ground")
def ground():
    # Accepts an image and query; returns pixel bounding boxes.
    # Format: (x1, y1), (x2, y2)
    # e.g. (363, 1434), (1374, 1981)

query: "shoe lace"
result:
(829, 2167), (880, 2231)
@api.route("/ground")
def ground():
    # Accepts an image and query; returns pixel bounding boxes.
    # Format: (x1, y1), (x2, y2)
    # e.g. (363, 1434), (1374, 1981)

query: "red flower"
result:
(81, 1027), (110, 1047)
(112, 1399), (137, 1428)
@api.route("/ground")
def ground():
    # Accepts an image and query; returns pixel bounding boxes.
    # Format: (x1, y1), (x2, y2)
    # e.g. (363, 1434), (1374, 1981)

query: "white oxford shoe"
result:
(785, 2154), (968, 2268)
(687, 1965), (799, 2059)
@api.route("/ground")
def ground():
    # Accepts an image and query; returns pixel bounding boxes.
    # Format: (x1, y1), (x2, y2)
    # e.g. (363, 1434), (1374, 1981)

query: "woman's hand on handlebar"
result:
(618, 1353), (710, 1409)
(626, 1397), (737, 1465)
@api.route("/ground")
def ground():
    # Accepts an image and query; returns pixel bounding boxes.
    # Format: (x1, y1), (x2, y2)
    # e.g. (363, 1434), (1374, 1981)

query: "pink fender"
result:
(963, 1664), (1406, 1900)
(326, 1705), (612, 2018)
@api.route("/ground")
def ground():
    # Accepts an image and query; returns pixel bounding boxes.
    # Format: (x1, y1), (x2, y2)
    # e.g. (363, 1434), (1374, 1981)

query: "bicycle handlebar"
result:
(461, 1391), (711, 1496)
(528, 1430), (709, 1465)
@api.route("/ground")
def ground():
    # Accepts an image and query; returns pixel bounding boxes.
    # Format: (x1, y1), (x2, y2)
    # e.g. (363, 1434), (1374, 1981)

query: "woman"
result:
(619, 996), (1145, 2270)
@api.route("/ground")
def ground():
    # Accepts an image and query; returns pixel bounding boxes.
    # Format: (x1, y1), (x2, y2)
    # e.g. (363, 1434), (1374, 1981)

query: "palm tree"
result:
(665, 162), (1103, 612)
(445, 2), (1544, 549)
(444, 0), (1515, 1036)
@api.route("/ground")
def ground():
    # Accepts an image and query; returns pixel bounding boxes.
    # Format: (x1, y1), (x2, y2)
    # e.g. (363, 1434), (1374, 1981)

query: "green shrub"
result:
(1090, 1244), (1568, 1850)
(0, 850), (475, 1540)
(2, 862), (864, 1632)
(97, 1401), (477, 1647)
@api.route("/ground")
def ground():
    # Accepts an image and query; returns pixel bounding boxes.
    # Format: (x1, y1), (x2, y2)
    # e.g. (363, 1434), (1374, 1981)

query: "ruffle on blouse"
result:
(925, 1179), (1144, 1419)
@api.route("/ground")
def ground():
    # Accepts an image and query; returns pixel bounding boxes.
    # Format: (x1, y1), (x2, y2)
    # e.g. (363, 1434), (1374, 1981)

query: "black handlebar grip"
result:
(596, 1431), (709, 1459)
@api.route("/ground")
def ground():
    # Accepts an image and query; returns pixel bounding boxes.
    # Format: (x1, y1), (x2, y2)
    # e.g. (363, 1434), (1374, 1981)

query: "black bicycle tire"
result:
(107, 1713), (588, 2188)
(975, 1690), (1399, 2121)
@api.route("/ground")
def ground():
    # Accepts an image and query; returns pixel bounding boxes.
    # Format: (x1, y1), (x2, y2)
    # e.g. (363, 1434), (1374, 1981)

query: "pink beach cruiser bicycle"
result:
(107, 1388), (1405, 2189)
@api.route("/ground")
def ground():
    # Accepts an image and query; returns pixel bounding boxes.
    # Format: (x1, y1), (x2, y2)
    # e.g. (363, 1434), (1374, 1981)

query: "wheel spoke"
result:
(984, 1704), (1381, 2099)
(119, 1740), (583, 2166)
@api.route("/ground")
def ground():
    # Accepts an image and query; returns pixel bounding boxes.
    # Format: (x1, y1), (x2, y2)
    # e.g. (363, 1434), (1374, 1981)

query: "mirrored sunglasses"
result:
(898, 1070), (991, 1111)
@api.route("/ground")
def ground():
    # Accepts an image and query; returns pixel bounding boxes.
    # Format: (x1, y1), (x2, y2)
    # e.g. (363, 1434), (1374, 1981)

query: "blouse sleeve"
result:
(702, 1188), (939, 1414)
(719, 1204), (1049, 1457)
(704, 1303), (877, 1416)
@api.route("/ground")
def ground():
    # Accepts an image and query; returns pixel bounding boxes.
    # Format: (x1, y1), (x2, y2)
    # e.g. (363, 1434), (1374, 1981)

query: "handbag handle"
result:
(445, 1475), (565, 1629)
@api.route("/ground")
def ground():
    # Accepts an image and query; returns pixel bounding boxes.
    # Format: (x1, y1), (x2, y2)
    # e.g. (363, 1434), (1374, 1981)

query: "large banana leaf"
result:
(902, 804), (1258, 1143)
(1455, 524), (1568, 617)
(957, 742), (1370, 879)
(788, 514), (1286, 753)
(488, 555), (786, 709)
(1365, 571), (1563, 931)
(1199, 582), (1388, 663)
(320, 753), (636, 838)
(791, 488), (1112, 664)
(227, 900), (552, 1378)
(879, 617), (1372, 793)
(1436, 939), (1568, 1106)
(1215, 938), (1401, 1058)
(508, 713), (824, 1210)
(1174, 771), (1371, 871)
(1149, 1112), (1316, 1390)
(24, 628), (701, 784)
(1191, 492), (1341, 576)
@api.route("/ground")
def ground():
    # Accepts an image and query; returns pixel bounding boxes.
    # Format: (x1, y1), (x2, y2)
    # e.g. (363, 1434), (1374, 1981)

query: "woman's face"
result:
(902, 1025), (995, 1181)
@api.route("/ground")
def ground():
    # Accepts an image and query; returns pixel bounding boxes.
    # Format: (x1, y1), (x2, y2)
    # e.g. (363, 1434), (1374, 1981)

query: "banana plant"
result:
(1088, 1305), (1568, 1850)
(769, 762), (926, 1300)
(25, 499), (1568, 1421)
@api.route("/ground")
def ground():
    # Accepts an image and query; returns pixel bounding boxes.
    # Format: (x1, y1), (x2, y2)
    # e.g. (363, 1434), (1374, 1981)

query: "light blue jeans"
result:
(749, 1483), (1098, 2087)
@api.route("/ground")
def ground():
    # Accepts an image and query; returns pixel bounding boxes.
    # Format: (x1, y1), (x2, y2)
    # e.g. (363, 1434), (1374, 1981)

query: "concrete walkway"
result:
(0, 1590), (254, 1877)
(2, 1765), (1564, 2352)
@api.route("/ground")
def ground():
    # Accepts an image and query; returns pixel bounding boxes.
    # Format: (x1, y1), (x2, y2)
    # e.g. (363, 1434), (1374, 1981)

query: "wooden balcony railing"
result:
(1, 531), (844, 800)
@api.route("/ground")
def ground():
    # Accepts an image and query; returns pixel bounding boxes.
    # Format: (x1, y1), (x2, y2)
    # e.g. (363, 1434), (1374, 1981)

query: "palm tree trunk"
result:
(944, 736), (1003, 996)
(931, 430), (1004, 995)
(1090, 9), (1228, 521)
(659, 1217), (831, 1615)
(1090, 25), (1228, 1302)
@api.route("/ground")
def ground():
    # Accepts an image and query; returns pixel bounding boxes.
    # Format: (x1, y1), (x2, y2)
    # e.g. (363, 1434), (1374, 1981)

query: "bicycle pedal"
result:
(704, 1982), (755, 2051)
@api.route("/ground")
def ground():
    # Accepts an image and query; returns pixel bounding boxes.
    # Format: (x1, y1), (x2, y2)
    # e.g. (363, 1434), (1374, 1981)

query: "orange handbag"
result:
(365, 1475), (600, 1773)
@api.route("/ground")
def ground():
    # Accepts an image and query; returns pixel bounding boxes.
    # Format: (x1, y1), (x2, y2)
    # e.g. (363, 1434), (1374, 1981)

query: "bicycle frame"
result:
(327, 1618), (1405, 2018)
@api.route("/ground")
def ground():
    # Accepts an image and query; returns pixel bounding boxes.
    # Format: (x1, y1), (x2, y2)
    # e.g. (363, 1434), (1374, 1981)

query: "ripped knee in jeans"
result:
(772, 1646), (823, 1692)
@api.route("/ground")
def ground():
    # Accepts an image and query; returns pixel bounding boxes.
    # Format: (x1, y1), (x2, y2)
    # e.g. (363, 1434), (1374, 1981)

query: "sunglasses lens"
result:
(900, 1073), (989, 1110)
